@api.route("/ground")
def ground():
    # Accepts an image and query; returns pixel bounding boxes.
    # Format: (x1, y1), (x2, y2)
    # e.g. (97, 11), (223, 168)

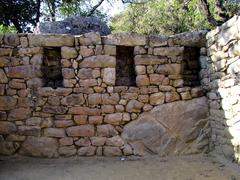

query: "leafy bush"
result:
(0, 24), (17, 34)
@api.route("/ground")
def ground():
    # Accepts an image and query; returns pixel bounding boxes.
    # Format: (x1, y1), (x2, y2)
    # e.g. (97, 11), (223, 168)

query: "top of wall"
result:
(0, 31), (207, 48)
(206, 15), (240, 48)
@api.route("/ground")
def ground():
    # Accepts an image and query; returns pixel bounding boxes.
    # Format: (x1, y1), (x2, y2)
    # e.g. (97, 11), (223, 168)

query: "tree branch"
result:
(215, 0), (230, 22)
(200, 0), (221, 26)
(35, 0), (41, 24)
(87, 0), (105, 16)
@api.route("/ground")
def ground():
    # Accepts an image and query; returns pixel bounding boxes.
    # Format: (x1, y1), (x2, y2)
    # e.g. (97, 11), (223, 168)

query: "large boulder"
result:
(36, 16), (111, 36)
(122, 97), (209, 156)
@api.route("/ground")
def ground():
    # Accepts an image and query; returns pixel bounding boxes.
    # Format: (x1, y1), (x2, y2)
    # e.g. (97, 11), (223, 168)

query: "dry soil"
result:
(0, 154), (239, 180)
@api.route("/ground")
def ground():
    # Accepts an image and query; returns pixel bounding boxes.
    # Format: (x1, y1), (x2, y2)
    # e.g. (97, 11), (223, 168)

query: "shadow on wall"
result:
(202, 15), (240, 163)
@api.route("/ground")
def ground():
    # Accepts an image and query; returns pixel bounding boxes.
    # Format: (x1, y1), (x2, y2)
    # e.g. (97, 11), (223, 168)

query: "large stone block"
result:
(28, 34), (74, 47)
(66, 125), (95, 137)
(55, 120), (74, 128)
(149, 74), (165, 85)
(62, 68), (75, 79)
(79, 32), (102, 45)
(79, 79), (97, 87)
(79, 55), (116, 68)
(4, 34), (20, 46)
(0, 141), (20, 155)
(61, 47), (78, 59)
(104, 113), (122, 125)
(103, 146), (122, 156)
(171, 31), (207, 47)
(19, 137), (59, 157)
(17, 126), (41, 136)
(78, 146), (96, 156)
(134, 55), (168, 65)
(44, 128), (66, 138)
(103, 33), (146, 46)
(8, 108), (31, 121)
(165, 92), (180, 103)
(149, 92), (165, 105)
(156, 64), (182, 75)
(88, 93), (102, 105)
(103, 68), (116, 85)
(91, 137), (107, 146)
(42, 106), (67, 114)
(75, 138), (91, 146)
(38, 87), (72, 97)
(79, 46), (94, 57)
(136, 75), (150, 86)
(153, 47), (184, 56)
(126, 99), (144, 113)
(77, 68), (98, 79)
(0, 96), (17, 110)
(61, 94), (85, 105)
(106, 136), (124, 147)
(97, 124), (118, 137)
(18, 47), (43, 56)
(0, 121), (16, 135)
(122, 97), (209, 155)
(102, 93), (120, 105)
(7, 65), (42, 78)
(68, 107), (101, 115)
(149, 35), (168, 47)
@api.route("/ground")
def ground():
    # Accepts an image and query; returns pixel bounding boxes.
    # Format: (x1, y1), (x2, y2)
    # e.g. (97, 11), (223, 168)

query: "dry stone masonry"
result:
(1, 15), (240, 165)
(0, 30), (209, 158)
(203, 15), (240, 163)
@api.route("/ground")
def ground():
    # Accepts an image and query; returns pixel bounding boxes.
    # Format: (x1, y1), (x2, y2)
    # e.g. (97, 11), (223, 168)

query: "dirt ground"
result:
(0, 154), (239, 180)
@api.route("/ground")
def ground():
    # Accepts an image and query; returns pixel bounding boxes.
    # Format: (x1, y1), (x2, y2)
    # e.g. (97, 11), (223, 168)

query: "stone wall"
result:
(203, 15), (240, 163)
(0, 31), (209, 157)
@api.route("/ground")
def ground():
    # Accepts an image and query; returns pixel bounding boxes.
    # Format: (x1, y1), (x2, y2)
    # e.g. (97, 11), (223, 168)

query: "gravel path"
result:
(0, 154), (239, 180)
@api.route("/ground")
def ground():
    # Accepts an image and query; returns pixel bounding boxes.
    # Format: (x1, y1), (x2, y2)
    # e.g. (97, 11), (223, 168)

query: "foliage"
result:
(59, 1), (108, 23)
(0, 24), (16, 34)
(0, 0), (108, 33)
(110, 0), (240, 35)
(0, 0), (40, 33)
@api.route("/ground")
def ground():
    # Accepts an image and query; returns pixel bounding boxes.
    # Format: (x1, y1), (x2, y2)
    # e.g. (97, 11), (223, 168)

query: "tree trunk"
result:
(11, 19), (22, 33)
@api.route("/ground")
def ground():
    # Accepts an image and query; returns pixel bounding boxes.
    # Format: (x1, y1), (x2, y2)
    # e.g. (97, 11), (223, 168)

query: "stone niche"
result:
(182, 47), (201, 87)
(0, 31), (209, 158)
(42, 47), (63, 89)
(116, 46), (135, 86)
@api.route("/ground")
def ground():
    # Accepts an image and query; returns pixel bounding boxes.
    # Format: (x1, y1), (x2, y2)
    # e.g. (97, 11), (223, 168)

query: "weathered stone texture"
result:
(122, 97), (208, 155)
(205, 16), (240, 163)
(28, 34), (74, 47)
(0, 30), (209, 158)
(7, 65), (42, 78)
(103, 33), (146, 46)
(79, 55), (116, 68)
(0, 121), (16, 135)
(0, 96), (17, 110)
(66, 125), (95, 137)
(20, 137), (59, 157)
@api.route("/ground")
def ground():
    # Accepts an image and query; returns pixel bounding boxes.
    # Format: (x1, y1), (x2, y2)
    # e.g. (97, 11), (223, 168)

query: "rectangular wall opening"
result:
(182, 47), (201, 87)
(116, 46), (136, 86)
(42, 47), (63, 89)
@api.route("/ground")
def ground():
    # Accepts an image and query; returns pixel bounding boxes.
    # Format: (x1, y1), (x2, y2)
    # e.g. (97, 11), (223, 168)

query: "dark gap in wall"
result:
(42, 47), (63, 89)
(116, 46), (136, 86)
(182, 47), (201, 87)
